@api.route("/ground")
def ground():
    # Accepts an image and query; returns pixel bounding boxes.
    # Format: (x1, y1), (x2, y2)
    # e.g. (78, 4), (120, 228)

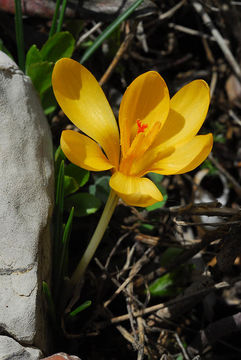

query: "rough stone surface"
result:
(0, 51), (54, 354)
(0, 336), (42, 360)
(0, 0), (157, 20)
(42, 353), (82, 360)
(78, 0), (157, 20)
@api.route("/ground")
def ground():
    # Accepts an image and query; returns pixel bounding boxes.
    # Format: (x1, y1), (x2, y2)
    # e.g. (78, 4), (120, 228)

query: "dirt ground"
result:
(2, 1), (241, 359)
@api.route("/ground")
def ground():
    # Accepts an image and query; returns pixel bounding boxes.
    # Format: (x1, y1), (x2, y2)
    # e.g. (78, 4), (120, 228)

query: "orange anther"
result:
(137, 119), (148, 134)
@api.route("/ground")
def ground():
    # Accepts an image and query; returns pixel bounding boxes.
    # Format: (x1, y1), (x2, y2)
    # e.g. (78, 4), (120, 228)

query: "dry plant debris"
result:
(55, 2), (241, 358)
(2, 0), (241, 359)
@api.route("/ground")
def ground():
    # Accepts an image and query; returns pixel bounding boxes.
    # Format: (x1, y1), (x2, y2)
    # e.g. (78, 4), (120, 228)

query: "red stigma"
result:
(137, 119), (148, 134)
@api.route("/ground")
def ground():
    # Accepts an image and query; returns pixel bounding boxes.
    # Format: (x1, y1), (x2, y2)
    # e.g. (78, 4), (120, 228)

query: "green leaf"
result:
(201, 159), (218, 175)
(79, 40), (94, 49)
(54, 160), (65, 257)
(62, 207), (74, 254)
(65, 164), (89, 188)
(139, 223), (155, 233)
(53, 160), (65, 283)
(149, 272), (178, 297)
(146, 185), (167, 211)
(55, 146), (66, 175)
(56, 160), (65, 214)
(60, 207), (74, 280)
(64, 175), (79, 197)
(80, 0), (144, 64)
(56, 0), (68, 33)
(69, 300), (92, 317)
(145, 173), (167, 211)
(55, 206), (74, 294)
(25, 45), (42, 73)
(148, 172), (164, 184)
(48, 0), (61, 37)
(27, 61), (53, 95)
(89, 175), (110, 203)
(214, 133), (226, 144)
(41, 87), (57, 115)
(148, 265), (192, 297)
(40, 31), (75, 63)
(64, 164), (89, 197)
(14, 0), (25, 71)
(160, 247), (183, 267)
(27, 32), (75, 99)
(42, 281), (57, 327)
(65, 19), (84, 39)
(64, 193), (102, 217)
(176, 355), (184, 360)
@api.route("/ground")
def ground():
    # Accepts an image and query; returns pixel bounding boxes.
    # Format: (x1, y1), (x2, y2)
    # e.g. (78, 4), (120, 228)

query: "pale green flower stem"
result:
(70, 189), (119, 287)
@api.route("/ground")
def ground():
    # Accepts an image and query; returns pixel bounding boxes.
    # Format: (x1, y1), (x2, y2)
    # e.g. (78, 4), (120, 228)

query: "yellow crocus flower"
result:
(52, 58), (213, 208)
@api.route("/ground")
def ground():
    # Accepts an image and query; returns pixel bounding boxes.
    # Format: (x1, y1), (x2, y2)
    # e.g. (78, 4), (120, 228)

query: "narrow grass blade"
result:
(53, 160), (65, 280)
(42, 281), (57, 328)
(14, 0), (25, 71)
(55, 145), (66, 177)
(55, 206), (74, 296)
(61, 206), (74, 272)
(80, 0), (144, 64)
(56, 0), (68, 33)
(49, 0), (61, 37)
(55, 160), (65, 237)
(69, 300), (92, 317)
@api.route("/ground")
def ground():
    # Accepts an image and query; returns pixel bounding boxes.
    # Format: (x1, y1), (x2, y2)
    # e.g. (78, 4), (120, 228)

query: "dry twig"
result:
(99, 30), (134, 86)
(191, 1), (241, 79)
(104, 247), (155, 308)
(175, 332), (191, 360)
(108, 281), (229, 325)
(159, 0), (186, 20)
(209, 153), (241, 198)
(75, 22), (102, 49)
(188, 312), (241, 356)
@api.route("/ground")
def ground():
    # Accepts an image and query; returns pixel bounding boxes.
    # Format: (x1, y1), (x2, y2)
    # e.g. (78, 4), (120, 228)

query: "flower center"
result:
(137, 119), (148, 134)
(120, 119), (161, 176)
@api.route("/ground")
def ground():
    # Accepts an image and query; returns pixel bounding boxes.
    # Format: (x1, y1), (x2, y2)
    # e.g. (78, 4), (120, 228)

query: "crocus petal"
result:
(151, 80), (210, 150)
(126, 146), (174, 177)
(119, 71), (170, 157)
(52, 58), (120, 167)
(61, 130), (113, 171)
(149, 134), (213, 175)
(109, 172), (163, 207)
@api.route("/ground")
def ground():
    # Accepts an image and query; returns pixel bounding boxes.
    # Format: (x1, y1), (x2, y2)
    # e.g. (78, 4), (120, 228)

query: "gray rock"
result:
(43, 353), (82, 360)
(78, 0), (157, 20)
(0, 0), (157, 20)
(0, 336), (42, 360)
(76, 0), (158, 21)
(0, 51), (54, 353)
